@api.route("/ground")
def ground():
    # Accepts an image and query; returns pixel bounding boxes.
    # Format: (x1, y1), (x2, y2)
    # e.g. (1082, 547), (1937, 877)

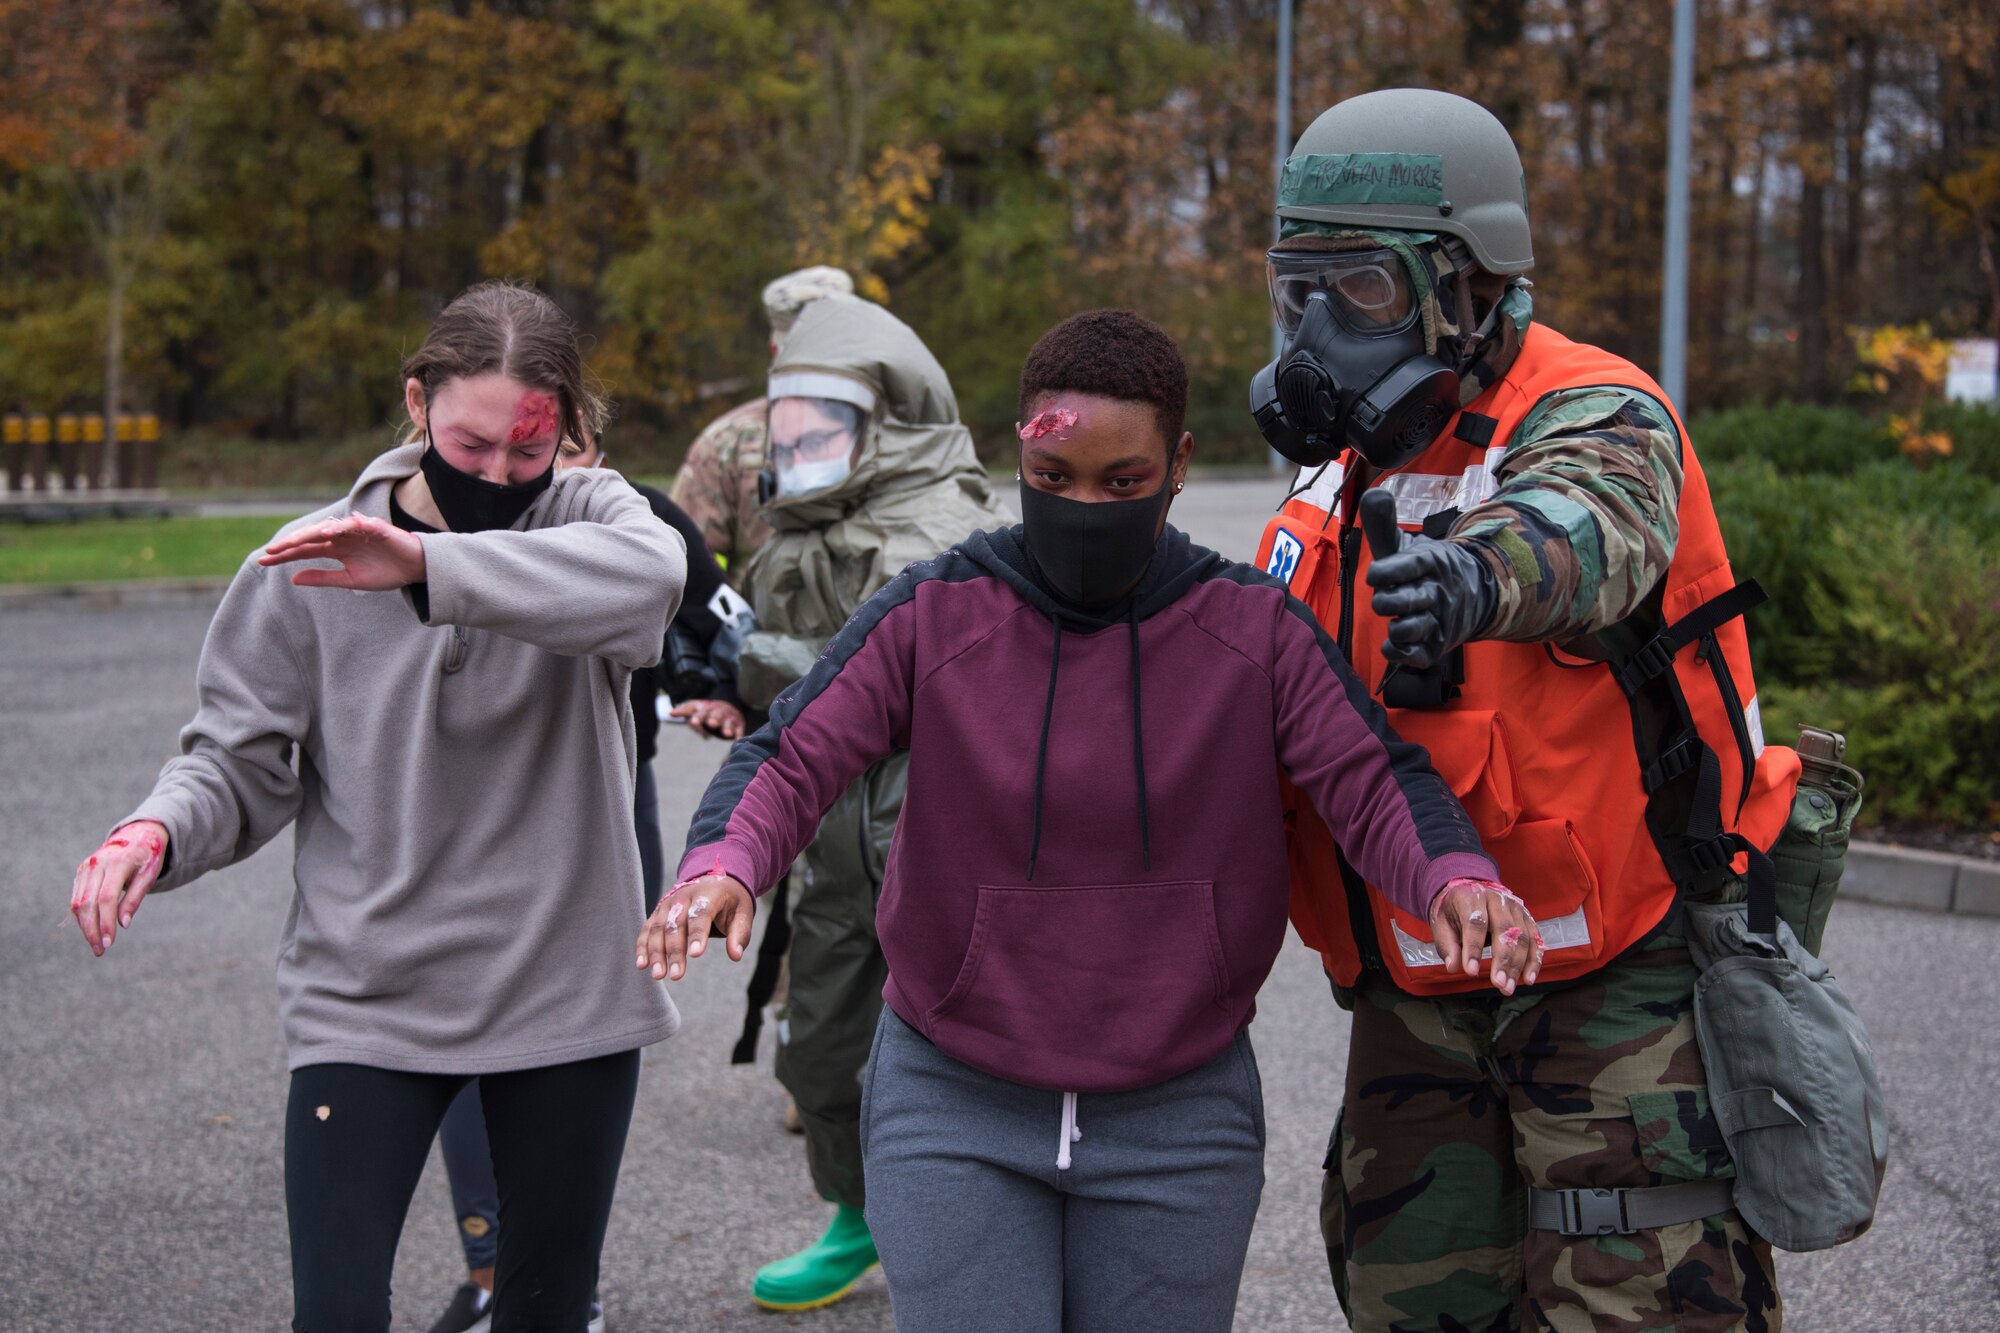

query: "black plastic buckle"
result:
(1558, 1188), (1635, 1237)
(1672, 824), (1736, 876)
(1613, 635), (1678, 694)
(1642, 736), (1700, 792)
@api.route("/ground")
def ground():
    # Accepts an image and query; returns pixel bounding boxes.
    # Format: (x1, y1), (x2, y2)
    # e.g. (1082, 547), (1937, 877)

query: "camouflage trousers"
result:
(1322, 942), (1781, 1333)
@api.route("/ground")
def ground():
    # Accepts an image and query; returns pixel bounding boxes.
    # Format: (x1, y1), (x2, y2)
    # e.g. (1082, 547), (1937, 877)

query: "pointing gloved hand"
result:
(1359, 489), (1496, 671)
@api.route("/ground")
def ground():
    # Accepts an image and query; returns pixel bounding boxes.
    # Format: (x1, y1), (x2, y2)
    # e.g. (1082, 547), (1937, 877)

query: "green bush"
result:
(1707, 455), (2000, 825)
(1691, 402), (1897, 475)
(1754, 516), (2000, 825)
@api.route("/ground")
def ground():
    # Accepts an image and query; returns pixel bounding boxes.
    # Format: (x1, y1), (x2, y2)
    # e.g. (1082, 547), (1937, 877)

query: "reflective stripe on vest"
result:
(1260, 323), (1802, 996)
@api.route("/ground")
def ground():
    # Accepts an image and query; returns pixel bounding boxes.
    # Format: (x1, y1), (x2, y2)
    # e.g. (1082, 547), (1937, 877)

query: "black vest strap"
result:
(1605, 580), (1774, 923)
(1610, 579), (1767, 695)
(1453, 412), (1500, 448)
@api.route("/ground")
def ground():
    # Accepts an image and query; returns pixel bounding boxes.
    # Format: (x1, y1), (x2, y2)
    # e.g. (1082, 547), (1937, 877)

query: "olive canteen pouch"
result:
(1766, 726), (1863, 954)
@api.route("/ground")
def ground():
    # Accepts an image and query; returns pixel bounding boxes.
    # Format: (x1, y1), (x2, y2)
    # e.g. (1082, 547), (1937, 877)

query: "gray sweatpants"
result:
(860, 1008), (1266, 1333)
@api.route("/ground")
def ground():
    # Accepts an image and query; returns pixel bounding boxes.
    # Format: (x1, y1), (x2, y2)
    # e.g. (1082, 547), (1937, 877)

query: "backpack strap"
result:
(1609, 580), (1767, 695)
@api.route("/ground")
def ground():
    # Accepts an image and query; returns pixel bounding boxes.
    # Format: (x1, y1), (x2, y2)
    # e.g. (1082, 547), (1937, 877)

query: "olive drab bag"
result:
(1683, 852), (1888, 1252)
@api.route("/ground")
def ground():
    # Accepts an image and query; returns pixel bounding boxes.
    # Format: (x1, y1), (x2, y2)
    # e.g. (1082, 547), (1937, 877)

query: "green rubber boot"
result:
(749, 1204), (880, 1312)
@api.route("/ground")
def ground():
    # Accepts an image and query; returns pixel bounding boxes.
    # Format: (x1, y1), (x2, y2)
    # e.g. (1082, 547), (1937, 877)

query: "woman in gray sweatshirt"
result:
(65, 282), (687, 1333)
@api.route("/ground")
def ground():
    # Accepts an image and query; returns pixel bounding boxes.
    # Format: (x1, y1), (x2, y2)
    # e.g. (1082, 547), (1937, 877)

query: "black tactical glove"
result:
(1359, 488), (1497, 671)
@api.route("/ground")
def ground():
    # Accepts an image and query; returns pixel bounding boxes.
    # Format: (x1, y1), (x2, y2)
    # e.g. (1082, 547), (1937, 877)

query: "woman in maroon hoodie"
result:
(644, 310), (1542, 1331)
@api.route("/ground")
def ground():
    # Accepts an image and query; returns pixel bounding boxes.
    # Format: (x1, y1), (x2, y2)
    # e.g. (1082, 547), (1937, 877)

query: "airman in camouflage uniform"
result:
(672, 397), (771, 569)
(1261, 91), (1781, 1332)
(671, 266), (855, 574)
(1289, 247), (1764, 1329)
(1326, 935), (1777, 1333)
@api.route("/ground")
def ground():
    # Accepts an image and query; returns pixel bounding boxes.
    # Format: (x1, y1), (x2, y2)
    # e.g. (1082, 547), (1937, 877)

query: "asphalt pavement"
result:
(2, 476), (1995, 1330)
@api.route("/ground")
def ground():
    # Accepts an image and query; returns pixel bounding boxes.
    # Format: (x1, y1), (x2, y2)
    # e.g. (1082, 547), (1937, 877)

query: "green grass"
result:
(0, 515), (301, 584)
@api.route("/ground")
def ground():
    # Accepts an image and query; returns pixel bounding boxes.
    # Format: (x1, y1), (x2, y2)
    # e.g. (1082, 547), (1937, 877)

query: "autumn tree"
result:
(2, 0), (1996, 459)
(0, 0), (182, 479)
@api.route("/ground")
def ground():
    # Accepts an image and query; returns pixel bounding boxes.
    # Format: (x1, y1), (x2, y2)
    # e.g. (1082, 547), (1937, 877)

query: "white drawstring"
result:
(1056, 1091), (1082, 1170)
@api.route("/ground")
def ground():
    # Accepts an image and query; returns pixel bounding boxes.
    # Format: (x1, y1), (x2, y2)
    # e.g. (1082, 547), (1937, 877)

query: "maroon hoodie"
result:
(678, 523), (1497, 1093)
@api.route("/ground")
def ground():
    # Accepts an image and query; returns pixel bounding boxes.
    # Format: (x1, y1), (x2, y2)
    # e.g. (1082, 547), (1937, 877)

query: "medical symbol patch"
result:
(1267, 527), (1304, 584)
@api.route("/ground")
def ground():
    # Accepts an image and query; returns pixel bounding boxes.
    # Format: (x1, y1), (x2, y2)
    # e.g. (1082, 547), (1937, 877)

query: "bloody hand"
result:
(70, 820), (169, 957)
(1427, 876), (1544, 994)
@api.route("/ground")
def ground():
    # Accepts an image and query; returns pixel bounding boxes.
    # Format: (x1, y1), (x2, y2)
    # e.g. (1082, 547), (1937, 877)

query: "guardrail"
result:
(2, 412), (161, 495)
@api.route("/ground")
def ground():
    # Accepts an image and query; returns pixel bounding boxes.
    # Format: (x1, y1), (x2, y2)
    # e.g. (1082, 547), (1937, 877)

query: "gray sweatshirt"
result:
(122, 443), (688, 1073)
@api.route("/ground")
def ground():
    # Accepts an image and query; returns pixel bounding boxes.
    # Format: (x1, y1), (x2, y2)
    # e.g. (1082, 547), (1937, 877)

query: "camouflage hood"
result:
(743, 293), (1011, 638)
(1275, 222), (1534, 409)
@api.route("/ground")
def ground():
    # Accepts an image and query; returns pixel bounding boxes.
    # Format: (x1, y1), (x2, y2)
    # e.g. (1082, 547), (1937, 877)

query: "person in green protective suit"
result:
(727, 292), (1013, 1312)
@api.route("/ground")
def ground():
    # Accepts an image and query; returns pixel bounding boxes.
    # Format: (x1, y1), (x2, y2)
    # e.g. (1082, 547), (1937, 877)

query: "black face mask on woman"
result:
(420, 425), (556, 533)
(1017, 475), (1172, 610)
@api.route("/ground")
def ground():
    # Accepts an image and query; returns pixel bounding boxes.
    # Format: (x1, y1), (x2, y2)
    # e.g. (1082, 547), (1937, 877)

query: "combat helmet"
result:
(1278, 88), (1533, 276)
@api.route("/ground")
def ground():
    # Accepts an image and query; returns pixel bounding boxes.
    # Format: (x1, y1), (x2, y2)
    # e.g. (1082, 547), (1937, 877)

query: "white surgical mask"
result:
(776, 455), (853, 496)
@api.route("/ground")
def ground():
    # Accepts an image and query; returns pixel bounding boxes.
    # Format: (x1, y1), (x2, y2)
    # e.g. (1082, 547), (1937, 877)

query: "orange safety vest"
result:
(1257, 323), (1801, 995)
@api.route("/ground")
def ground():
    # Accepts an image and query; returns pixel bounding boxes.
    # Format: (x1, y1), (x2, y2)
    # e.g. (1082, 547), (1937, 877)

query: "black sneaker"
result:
(426, 1281), (492, 1333)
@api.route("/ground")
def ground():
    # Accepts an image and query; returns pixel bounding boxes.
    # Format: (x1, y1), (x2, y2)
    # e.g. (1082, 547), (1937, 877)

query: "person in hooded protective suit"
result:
(726, 292), (1012, 1311)
(670, 265), (856, 576)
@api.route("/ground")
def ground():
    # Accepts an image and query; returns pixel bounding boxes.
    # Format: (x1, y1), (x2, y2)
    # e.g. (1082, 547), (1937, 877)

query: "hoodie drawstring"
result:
(1025, 610), (1155, 879)
(1026, 616), (1064, 881)
(1056, 1091), (1082, 1170)
(1127, 607), (1152, 872)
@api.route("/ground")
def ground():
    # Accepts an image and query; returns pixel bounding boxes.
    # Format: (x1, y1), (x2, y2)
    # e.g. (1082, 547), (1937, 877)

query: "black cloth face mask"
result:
(1017, 475), (1172, 610)
(419, 424), (555, 533)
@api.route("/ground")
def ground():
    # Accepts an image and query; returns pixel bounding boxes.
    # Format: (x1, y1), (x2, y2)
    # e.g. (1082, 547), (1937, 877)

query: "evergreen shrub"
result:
(1704, 443), (2000, 826)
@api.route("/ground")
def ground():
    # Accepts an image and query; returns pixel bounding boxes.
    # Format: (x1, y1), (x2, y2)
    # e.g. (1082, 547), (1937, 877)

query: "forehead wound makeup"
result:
(1017, 406), (1081, 442)
(508, 391), (560, 444)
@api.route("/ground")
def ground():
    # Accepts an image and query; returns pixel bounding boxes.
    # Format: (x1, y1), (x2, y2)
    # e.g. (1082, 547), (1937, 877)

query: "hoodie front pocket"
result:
(925, 880), (1230, 1091)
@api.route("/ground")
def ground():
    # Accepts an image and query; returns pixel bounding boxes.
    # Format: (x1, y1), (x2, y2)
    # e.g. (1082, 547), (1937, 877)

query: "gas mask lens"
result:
(1267, 248), (1415, 337)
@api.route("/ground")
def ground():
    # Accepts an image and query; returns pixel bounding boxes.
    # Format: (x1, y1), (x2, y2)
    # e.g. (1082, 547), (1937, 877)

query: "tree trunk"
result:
(1836, 31), (1877, 332)
(103, 266), (125, 489)
(1461, 0), (1527, 128)
(1796, 171), (1829, 399)
(1741, 131), (1766, 349)
(1792, 12), (1832, 401)
(102, 184), (127, 490)
(1701, 115), (1738, 408)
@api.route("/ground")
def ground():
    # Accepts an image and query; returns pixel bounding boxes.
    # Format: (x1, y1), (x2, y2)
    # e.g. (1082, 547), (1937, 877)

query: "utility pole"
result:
(1270, 0), (1294, 473)
(1659, 0), (1696, 408)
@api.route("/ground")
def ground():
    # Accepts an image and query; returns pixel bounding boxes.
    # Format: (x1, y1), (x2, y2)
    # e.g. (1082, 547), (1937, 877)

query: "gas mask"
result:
(1249, 246), (1460, 471)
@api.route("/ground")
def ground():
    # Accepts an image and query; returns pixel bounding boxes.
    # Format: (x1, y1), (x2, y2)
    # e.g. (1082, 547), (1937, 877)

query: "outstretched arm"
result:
(674, 573), (921, 896)
(642, 572), (926, 980)
(70, 556), (312, 954)
(1266, 588), (1540, 991)
(417, 477), (686, 666)
(1451, 387), (1683, 642)
(262, 478), (688, 667)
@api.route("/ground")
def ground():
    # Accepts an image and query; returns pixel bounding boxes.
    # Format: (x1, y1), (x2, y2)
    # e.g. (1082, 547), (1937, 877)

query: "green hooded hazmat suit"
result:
(735, 293), (1012, 1210)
